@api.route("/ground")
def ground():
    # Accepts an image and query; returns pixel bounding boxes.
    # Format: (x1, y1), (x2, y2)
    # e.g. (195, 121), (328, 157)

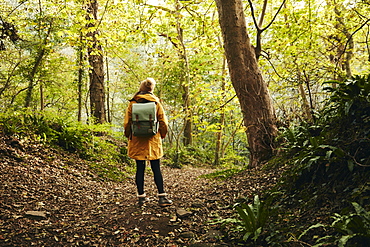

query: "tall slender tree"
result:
(175, 1), (193, 146)
(24, 18), (53, 108)
(77, 32), (84, 122)
(86, 0), (106, 124)
(215, 0), (278, 167)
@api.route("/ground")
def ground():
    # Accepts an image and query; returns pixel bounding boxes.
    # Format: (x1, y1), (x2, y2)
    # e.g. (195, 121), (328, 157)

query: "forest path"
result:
(0, 135), (281, 246)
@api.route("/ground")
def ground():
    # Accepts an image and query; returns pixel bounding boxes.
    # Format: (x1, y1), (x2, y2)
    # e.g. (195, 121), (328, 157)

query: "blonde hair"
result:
(139, 78), (156, 92)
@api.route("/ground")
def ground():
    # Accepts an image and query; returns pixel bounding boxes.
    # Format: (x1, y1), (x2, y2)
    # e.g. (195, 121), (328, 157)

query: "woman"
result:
(124, 78), (172, 207)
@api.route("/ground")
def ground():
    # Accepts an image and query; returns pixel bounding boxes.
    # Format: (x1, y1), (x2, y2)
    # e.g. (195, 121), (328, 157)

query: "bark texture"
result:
(215, 0), (277, 166)
(86, 0), (106, 124)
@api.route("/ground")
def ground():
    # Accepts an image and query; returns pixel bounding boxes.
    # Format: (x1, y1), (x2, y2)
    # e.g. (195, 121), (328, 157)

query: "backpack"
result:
(131, 101), (158, 137)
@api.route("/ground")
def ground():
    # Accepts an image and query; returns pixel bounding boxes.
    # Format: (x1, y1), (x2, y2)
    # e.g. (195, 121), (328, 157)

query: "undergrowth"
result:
(163, 143), (248, 168)
(272, 75), (370, 246)
(199, 167), (244, 180)
(219, 75), (370, 246)
(0, 110), (130, 181)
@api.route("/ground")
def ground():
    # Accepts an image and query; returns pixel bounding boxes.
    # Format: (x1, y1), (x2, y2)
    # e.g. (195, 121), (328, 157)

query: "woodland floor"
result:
(0, 134), (284, 247)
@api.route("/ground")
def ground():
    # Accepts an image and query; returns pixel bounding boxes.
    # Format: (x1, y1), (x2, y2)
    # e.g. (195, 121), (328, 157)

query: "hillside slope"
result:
(0, 132), (283, 246)
(2, 128), (368, 246)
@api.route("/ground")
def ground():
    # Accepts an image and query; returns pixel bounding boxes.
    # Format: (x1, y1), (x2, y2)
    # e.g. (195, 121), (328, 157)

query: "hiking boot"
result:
(137, 194), (148, 206)
(158, 193), (173, 207)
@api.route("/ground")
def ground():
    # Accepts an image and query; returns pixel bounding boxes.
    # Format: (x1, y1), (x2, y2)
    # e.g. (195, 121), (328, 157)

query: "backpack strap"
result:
(135, 114), (140, 129)
(149, 114), (153, 129)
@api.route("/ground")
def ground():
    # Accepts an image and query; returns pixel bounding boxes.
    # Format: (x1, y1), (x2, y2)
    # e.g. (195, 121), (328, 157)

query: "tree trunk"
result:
(298, 83), (313, 121)
(24, 19), (53, 108)
(77, 41), (84, 122)
(182, 83), (192, 146)
(214, 55), (227, 167)
(1, 61), (21, 99)
(106, 54), (111, 123)
(215, 0), (277, 167)
(86, 0), (106, 124)
(176, 2), (192, 146)
(24, 47), (46, 108)
(40, 83), (44, 111)
(334, 5), (353, 78)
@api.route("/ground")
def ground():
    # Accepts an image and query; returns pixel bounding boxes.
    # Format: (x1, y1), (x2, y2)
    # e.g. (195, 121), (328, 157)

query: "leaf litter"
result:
(0, 133), (284, 246)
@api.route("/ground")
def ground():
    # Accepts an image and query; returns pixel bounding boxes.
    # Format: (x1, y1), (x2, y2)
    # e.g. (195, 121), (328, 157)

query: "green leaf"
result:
(243, 203), (257, 230)
(326, 150), (333, 159)
(345, 101), (354, 115)
(309, 136), (319, 148)
(243, 231), (252, 241)
(351, 202), (368, 218)
(348, 160), (354, 172)
(252, 227), (262, 241)
(299, 223), (326, 240)
(236, 205), (253, 232)
(338, 234), (354, 247)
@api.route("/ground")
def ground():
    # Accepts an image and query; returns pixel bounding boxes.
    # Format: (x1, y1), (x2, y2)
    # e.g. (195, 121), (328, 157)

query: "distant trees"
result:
(1, 0), (369, 166)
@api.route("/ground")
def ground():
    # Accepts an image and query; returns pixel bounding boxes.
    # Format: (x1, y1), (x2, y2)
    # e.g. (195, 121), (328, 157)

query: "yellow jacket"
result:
(124, 92), (168, 160)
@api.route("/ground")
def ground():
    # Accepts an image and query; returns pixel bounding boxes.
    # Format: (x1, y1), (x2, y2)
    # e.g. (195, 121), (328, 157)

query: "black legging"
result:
(135, 159), (164, 195)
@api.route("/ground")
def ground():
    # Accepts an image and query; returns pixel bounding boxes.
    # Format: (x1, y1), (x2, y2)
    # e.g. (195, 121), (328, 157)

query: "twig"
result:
(335, 17), (370, 71)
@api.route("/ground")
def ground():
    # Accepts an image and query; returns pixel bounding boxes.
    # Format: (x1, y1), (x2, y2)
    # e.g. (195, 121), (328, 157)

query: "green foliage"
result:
(281, 123), (346, 177)
(88, 136), (128, 181)
(199, 167), (244, 180)
(163, 145), (214, 168)
(321, 75), (370, 135)
(0, 110), (130, 181)
(331, 202), (370, 246)
(0, 110), (90, 153)
(0, 111), (57, 139)
(299, 202), (370, 246)
(266, 75), (370, 246)
(279, 75), (370, 185)
(215, 195), (275, 244)
(324, 75), (370, 118)
(1, 0), (370, 169)
(235, 195), (272, 242)
(56, 125), (92, 154)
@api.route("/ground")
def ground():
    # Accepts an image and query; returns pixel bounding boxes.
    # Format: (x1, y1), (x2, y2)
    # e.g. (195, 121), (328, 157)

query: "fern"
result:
(235, 195), (273, 242)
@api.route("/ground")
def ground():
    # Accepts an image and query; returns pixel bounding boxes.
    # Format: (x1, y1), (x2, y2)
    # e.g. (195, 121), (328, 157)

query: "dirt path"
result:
(0, 136), (281, 246)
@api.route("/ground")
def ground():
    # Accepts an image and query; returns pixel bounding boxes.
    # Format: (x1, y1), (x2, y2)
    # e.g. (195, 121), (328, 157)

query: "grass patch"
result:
(200, 167), (244, 180)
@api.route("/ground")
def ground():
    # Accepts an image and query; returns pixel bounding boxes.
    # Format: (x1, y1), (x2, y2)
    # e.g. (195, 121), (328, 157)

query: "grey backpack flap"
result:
(131, 102), (158, 136)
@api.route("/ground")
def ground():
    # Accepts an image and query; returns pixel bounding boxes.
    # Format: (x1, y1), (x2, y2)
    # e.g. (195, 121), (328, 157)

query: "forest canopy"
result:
(1, 0), (369, 166)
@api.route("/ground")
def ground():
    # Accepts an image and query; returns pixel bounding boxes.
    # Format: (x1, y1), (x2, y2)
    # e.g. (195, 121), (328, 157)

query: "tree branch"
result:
(110, 50), (140, 82)
(158, 33), (179, 49)
(258, 0), (268, 28)
(215, 94), (237, 111)
(261, 0), (287, 32)
(336, 17), (370, 70)
(247, 0), (286, 60)
(247, 0), (260, 32)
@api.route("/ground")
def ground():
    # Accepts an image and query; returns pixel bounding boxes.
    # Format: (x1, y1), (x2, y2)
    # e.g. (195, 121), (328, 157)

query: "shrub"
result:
(299, 202), (370, 246)
(164, 145), (213, 167)
(235, 195), (272, 242)
(0, 110), (130, 181)
(214, 194), (275, 245)
(279, 75), (370, 186)
(269, 75), (370, 246)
